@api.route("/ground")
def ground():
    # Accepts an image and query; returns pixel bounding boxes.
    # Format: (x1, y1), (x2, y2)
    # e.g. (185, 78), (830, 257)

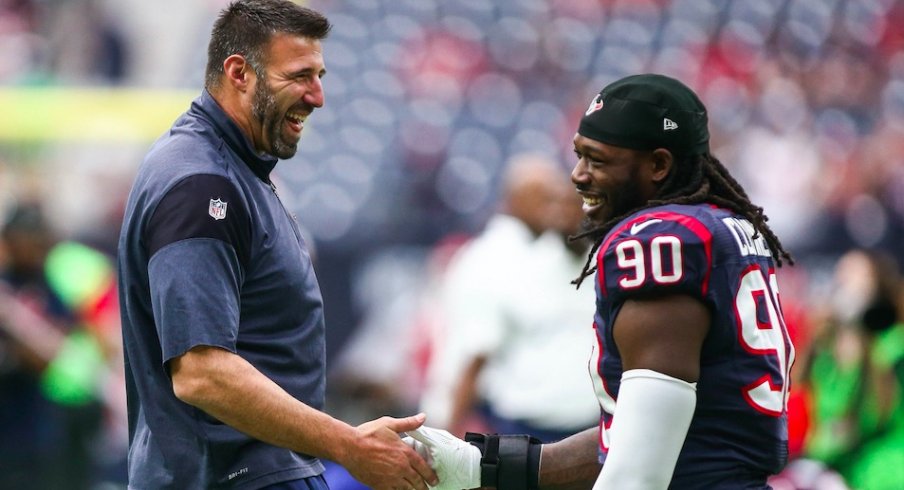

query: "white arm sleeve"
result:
(592, 369), (697, 490)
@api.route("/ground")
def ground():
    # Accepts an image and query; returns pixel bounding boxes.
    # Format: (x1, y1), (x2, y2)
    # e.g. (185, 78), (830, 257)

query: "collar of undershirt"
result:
(195, 89), (278, 183)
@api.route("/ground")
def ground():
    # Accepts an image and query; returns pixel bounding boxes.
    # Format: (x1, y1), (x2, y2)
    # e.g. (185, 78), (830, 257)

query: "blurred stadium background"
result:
(1, 0), (903, 489)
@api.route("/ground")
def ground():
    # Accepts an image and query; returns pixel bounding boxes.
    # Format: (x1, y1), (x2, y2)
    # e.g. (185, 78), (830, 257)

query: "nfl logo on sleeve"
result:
(209, 198), (228, 220)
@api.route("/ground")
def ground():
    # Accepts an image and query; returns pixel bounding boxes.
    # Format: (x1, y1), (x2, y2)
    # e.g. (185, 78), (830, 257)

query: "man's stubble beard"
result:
(252, 74), (298, 159)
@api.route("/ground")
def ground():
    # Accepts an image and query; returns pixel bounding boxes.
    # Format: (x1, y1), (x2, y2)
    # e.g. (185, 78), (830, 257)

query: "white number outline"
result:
(616, 239), (645, 288)
(615, 236), (684, 289)
(734, 266), (795, 416)
(650, 235), (682, 284)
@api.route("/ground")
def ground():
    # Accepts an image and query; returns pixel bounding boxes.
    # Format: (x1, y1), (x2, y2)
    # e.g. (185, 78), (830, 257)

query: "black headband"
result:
(578, 74), (710, 156)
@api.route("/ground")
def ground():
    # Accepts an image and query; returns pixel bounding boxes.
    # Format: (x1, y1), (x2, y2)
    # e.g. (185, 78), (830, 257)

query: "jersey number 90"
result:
(614, 236), (794, 417)
(615, 236), (683, 287)
(735, 266), (794, 416)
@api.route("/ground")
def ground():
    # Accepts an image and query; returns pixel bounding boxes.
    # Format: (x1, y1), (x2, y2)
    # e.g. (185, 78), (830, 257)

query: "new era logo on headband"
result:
(663, 118), (678, 131)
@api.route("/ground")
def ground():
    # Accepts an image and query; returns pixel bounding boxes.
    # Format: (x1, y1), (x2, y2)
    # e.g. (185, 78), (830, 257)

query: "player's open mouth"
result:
(285, 111), (305, 134)
(580, 194), (604, 214)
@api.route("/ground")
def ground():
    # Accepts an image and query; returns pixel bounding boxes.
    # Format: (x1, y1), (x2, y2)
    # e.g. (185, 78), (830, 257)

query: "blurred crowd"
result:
(1, 0), (903, 489)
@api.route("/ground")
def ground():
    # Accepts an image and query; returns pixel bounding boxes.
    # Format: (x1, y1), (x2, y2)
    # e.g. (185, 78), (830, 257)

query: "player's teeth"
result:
(583, 196), (601, 206)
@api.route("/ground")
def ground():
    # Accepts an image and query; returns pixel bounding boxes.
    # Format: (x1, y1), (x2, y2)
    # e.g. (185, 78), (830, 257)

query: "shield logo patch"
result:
(209, 198), (228, 220)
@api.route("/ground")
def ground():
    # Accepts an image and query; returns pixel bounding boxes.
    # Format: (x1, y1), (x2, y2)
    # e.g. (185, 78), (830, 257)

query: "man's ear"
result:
(650, 148), (674, 185)
(222, 54), (254, 92)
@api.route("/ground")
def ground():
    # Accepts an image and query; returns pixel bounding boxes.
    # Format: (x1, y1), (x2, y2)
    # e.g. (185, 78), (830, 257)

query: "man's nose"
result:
(571, 159), (588, 184)
(305, 77), (325, 108)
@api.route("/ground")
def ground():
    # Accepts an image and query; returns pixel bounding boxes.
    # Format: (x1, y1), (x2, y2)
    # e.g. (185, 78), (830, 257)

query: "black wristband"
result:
(465, 433), (542, 490)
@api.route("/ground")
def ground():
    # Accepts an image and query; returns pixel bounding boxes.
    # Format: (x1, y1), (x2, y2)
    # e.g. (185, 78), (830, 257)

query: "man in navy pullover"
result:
(117, 2), (437, 489)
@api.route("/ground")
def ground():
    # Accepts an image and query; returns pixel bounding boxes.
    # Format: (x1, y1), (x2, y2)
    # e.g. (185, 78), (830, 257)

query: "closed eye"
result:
(288, 68), (327, 81)
(576, 149), (604, 166)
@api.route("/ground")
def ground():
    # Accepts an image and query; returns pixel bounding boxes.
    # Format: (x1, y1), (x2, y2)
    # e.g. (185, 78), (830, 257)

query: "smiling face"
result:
(570, 133), (662, 228)
(249, 33), (326, 159)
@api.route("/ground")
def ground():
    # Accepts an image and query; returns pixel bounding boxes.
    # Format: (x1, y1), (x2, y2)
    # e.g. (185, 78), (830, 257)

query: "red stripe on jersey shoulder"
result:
(596, 210), (714, 296)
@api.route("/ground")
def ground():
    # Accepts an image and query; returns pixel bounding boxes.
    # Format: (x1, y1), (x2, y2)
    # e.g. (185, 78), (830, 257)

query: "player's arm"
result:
(614, 294), (709, 380)
(538, 427), (603, 489)
(172, 345), (437, 490)
(592, 293), (710, 489)
(405, 425), (599, 490)
(405, 295), (709, 490)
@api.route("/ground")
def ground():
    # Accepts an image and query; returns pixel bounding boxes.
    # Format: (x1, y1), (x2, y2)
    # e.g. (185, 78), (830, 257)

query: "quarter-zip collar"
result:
(191, 89), (278, 183)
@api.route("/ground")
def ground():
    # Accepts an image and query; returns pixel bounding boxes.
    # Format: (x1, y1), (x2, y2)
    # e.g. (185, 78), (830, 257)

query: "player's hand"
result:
(342, 413), (439, 490)
(407, 426), (482, 490)
(401, 435), (432, 465)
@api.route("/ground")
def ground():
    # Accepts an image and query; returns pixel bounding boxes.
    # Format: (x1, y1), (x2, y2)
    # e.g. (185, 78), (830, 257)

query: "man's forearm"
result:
(538, 427), (601, 490)
(169, 344), (438, 490)
(170, 345), (356, 462)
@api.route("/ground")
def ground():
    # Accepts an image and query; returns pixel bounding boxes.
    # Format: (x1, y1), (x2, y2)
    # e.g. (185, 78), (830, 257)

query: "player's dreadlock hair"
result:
(570, 151), (794, 288)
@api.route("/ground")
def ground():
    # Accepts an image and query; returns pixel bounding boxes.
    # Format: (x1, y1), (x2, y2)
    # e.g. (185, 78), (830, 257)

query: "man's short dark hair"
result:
(205, 0), (331, 89)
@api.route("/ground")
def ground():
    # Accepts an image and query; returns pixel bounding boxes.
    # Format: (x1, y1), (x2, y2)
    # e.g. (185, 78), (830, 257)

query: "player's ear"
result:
(650, 148), (673, 184)
(222, 54), (255, 92)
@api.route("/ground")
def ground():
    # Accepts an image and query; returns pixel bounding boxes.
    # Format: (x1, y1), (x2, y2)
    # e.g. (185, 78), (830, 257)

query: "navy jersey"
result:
(589, 203), (794, 489)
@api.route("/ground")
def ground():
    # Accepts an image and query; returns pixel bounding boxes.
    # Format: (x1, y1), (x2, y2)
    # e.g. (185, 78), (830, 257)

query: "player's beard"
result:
(252, 73), (298, 159)
(580, 169), (649, 234)
(579, 216), (600, 235)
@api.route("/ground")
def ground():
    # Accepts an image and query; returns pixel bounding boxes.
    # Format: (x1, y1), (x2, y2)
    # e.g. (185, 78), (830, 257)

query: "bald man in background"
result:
(420, 153), (599, 442)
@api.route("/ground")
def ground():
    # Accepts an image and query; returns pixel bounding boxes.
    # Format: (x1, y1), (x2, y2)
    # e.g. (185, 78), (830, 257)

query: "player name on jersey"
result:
(721, 217), (772, 259)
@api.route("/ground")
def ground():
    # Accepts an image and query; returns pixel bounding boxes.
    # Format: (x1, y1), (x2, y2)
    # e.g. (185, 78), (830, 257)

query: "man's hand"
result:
(407, 426), (482, 490)
(341, 414), (439, 490)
